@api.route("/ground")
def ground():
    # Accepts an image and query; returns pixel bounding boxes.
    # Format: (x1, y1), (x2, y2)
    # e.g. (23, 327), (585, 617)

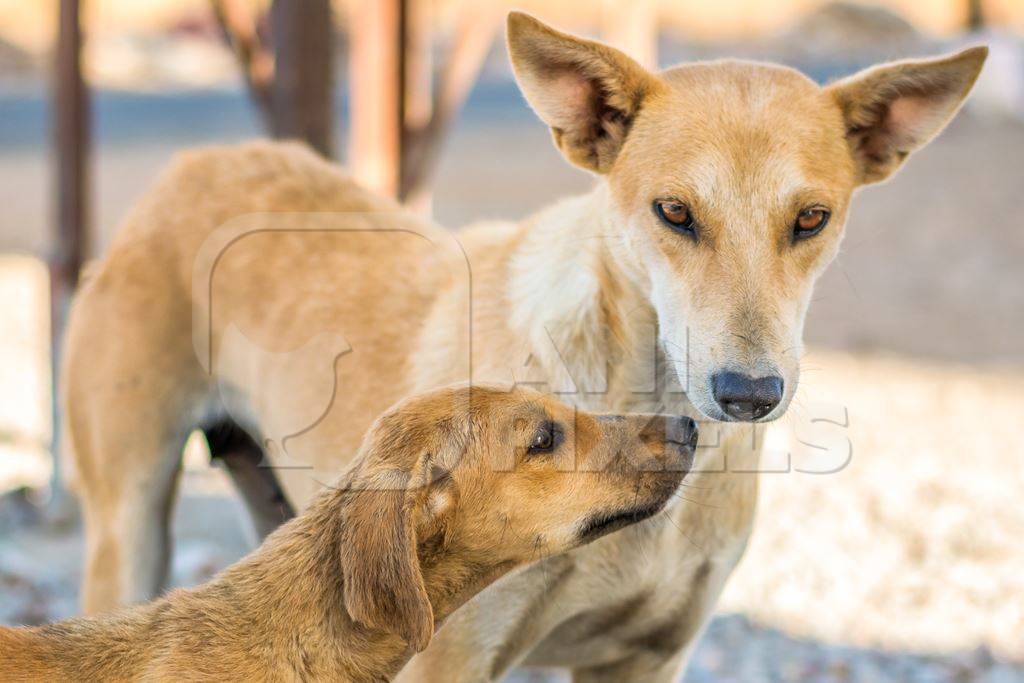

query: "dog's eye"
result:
(654, 200), (697, 239)
(793, 208), (830, 240)
(527, 421), (561, 455)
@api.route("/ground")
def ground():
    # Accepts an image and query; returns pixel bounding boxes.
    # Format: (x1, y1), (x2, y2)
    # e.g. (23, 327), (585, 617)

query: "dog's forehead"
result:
(658, 60), (821, 104)
(620, 61), (853, 199)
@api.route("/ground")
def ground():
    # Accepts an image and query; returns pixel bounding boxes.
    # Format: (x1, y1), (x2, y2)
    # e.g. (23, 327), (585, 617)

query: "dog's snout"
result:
(711, 372), (783, 421)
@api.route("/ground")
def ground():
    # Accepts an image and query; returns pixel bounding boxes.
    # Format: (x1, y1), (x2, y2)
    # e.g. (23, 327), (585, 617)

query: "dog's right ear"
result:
(506, 12), (660, 174)
(339, 445), (434, 652)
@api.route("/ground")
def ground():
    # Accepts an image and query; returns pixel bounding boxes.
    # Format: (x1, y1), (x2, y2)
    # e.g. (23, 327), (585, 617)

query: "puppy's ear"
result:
(339, 456), (434, 652)
(827, 46), (987, 185)
(506, 11), (660, 173)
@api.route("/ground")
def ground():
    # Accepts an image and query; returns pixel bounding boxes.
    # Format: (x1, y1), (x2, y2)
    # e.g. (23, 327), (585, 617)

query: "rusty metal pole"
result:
(270, 0), (334, 157)
(50, 0), (90, 501)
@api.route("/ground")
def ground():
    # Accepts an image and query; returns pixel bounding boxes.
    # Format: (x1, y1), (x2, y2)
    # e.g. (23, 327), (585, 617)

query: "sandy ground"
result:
(0, 76), (1022, 680)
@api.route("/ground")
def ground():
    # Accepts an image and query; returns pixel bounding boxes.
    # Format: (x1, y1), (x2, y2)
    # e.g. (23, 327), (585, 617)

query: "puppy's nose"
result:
(711, 372), (783, 421)
(639, 415), (698, 471)
(665, 415), (699, 452)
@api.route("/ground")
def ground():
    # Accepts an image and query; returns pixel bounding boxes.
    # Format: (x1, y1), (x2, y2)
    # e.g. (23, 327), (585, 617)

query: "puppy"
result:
(0, 385), (696, 682)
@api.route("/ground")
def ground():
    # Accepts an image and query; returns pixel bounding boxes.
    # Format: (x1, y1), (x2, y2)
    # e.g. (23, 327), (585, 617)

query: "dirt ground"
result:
(1, 79), (1022, 680)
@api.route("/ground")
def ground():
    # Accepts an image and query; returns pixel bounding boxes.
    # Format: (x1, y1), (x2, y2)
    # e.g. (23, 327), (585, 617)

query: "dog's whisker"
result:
(660, 510), (706, 554)
(669, 491), (720, 509)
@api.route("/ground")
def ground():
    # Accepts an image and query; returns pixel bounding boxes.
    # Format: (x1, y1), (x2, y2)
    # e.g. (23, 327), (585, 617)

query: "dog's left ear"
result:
(827, 46), (987, 185)
(339, 454), (434, 652)
(506, 11), (661, 173)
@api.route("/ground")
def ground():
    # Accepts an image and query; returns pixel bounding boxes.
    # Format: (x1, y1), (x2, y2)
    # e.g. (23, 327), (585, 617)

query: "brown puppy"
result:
(60, 11), (986, 682)
(1, 385), (696, 682)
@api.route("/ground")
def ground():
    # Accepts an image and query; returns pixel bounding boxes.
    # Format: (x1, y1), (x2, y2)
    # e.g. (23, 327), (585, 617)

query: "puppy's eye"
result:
(793, 207), (830, 240)
(654, 200), (697, 239)
(527, 421), (561, 455)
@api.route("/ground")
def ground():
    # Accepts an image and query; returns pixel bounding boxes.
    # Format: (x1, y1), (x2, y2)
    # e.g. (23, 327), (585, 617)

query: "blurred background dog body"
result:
(60, 13), (985, 682)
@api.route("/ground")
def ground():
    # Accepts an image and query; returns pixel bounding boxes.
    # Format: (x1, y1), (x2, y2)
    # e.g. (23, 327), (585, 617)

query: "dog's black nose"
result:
(711, 372), (783, 421)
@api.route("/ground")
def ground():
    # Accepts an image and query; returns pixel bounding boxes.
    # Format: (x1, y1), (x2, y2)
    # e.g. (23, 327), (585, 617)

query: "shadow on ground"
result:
(506, 613), (1024, 683)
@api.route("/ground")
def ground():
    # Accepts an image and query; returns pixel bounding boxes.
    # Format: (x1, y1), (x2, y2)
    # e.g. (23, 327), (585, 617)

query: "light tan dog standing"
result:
(2, 385), (697, 681)
(60, 12), (986, 682)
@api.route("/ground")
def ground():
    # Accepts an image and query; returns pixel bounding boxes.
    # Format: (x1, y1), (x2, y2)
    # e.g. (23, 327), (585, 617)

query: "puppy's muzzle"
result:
(640, 414), (698, 474)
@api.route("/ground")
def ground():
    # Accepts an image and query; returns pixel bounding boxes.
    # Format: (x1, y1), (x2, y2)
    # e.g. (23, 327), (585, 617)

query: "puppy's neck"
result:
(413, 517), (516, 622)
(235, 481), (514, 681)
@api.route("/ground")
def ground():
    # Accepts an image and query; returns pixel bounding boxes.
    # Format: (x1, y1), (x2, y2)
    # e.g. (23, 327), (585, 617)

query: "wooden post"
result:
(270, 0), (334, 157)
(346, 0), (498, 205)
(50, 0), (90, 499)
(348, 0), (403, 197)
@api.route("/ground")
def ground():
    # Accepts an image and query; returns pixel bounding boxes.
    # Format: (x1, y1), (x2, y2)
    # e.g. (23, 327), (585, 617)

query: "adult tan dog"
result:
(61, 11), (986, 682)
(2, 385), (697, 682)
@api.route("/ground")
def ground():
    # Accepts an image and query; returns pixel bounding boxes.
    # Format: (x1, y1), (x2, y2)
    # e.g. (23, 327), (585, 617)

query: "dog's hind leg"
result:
(76, 422), (188, 613)
(204, 419), (294, 541)
(63, 271), (205, 613)
(67, 369), (195, 612)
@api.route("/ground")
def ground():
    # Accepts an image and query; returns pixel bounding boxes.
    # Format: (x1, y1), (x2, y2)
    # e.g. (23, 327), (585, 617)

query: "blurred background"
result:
(0, 1), (1022, 681)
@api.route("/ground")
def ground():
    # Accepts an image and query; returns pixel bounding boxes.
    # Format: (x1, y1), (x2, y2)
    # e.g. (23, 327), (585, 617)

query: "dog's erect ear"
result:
(339, 461), (434, 652)
(506, 11), (660, 173)
(827, 46), (987, 185)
